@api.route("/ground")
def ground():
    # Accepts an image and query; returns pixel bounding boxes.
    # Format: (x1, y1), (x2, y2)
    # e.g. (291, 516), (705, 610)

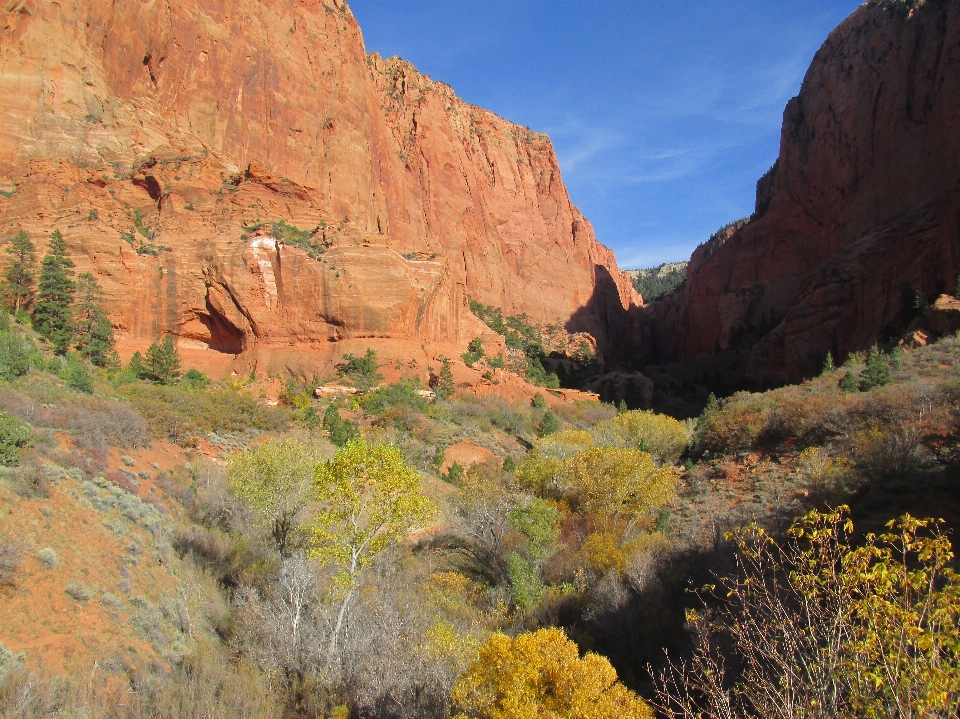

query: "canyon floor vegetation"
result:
(1, 299), (960, 717)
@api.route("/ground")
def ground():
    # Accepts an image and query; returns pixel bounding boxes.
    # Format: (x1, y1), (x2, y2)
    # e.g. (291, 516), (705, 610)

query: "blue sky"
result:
(349, 1), (864, 270)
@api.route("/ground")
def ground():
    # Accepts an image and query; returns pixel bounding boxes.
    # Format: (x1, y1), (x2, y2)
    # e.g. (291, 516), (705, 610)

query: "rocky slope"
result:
(647, 0), (960, 385)
(0, 0), (638, 378)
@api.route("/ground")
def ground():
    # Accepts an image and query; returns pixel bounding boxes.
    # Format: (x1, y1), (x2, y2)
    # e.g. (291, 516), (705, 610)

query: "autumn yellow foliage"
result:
(562, 447), (677, 533)
(591, 410), (690, 464)
(451, 627), (653, 719)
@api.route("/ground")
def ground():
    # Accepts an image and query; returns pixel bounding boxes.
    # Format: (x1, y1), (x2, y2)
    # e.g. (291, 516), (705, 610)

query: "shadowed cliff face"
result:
(648, 0), (960, 385)
(0, 0), (638, 376)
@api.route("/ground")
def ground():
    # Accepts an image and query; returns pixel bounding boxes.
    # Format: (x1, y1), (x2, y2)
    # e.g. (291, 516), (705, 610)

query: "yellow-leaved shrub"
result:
(451, 627), (653, 719)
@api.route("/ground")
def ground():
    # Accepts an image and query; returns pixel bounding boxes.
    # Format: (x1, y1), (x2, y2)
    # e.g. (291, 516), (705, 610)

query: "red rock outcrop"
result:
(648, 0), (960, 384)
(0, 0), (638, 378)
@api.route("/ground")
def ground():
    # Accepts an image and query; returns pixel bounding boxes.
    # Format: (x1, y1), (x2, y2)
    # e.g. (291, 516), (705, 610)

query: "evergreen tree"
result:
(73, 273), (117, 368)
(323, 403), (358, 447)
(2, 230), (36, 314)
(142, 335), (181, 384)
(839, 371), (859, 394)
(859, 351), (892, 391)
(32, 230), (75, 354)
(126, 351), (145, 380)
(536, 411), (561, 438)
(435, 355), (455, 400)
(821, 351), (836, 375)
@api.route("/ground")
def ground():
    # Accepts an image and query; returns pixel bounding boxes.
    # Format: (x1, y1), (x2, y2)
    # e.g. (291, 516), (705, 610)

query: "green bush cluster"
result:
(468, 299), (560, 388)
(244, 219), (329, 260)
(337, 348), (384, 391)
(323, 403), (359, 447)
(0, 412), (33, 466)
(117, 382), (291, 444)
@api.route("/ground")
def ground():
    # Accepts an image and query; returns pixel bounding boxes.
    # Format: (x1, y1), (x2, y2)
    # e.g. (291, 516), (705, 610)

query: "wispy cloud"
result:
(548, 120), (624, 172)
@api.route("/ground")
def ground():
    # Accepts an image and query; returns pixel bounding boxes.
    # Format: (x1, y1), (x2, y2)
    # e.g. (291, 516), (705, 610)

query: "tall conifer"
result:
(32, 230), (75, 354)
(74, 272), (117, 367)
(2, 230), (37, 314)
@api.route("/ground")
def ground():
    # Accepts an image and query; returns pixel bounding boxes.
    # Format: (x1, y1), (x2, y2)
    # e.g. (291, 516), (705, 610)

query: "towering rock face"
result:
(648, 0), (960, 384)
(0, 0), (637, 376)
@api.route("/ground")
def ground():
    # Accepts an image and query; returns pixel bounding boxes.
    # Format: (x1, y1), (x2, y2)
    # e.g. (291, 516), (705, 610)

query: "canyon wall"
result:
(0, 0), (638, 377)
(648, 0), (960, 385)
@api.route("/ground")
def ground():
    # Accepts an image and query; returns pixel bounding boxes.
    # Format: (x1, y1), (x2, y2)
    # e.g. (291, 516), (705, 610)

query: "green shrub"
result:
(338, 349), (383, 391)
(0, 330), (38, 381)
(444, 461), (464, 485)
(532, 393), (546, 409)
(0, 412), (33, 466)
(181, 368), (211, 391)
(362, 379), (429, 414)
(36, 548), (57, 569)
(65, 362), (93, 393)
(65, 583), (91, 602)
(117, 383), (291, 443)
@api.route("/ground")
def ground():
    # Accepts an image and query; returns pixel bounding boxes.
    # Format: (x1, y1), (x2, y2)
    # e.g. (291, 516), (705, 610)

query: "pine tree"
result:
(435, 355), (455, 400)
(839, 371), (859, 394)
(821, 351), (836, 375)
(73, 273), (117, 368)
(323, 403), (358, 447)
(142, 335), (181, 384)
(859, 351), (892, 391)
(127, 351), (145, 380)
(536, 411), (561, 438)
(2, 230), (36, 314)
(32, 230), (75, 354)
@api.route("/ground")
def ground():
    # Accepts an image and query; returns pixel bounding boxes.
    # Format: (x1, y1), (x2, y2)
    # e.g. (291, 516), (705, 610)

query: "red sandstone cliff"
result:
(649, 0), (960, 384)
(0, 0), (638, 377)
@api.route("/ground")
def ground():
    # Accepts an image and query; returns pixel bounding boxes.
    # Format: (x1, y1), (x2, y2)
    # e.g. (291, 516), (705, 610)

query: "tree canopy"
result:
(452, 627), (653, 719)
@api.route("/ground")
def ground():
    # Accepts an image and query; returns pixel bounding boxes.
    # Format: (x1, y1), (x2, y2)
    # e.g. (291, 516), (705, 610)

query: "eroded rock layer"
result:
(0, 0), (638, 376)
(648, 0), (960, 384)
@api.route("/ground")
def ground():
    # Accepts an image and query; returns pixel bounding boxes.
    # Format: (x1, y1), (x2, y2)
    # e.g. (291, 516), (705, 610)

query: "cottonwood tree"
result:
(310, 439), (436, 662)
(451, 627), (653, 719)
(562, 447), (677, 536)
(652, 508), (960, 719)
(452, 461), (522, 580)
(228, 438), (327, 557)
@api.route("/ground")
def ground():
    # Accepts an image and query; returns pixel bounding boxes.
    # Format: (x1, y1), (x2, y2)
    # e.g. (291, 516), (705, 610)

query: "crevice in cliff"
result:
(198, 293), (245, 354)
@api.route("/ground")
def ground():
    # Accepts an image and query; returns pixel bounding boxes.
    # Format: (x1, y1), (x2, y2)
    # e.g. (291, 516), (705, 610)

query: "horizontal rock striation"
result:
(0, 0), (638, 376)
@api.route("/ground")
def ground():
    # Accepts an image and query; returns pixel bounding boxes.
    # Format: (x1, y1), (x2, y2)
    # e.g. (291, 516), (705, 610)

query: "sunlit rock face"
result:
(647, 0), (960, 384)
(0, 0), (639, 377)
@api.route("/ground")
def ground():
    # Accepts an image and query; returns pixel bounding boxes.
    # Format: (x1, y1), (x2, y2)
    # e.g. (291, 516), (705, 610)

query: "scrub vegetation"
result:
(2, 283), (960, 717)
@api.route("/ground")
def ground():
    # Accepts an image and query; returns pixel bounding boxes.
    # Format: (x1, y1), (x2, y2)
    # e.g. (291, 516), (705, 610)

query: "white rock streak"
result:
(250, 236), (281, 310)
